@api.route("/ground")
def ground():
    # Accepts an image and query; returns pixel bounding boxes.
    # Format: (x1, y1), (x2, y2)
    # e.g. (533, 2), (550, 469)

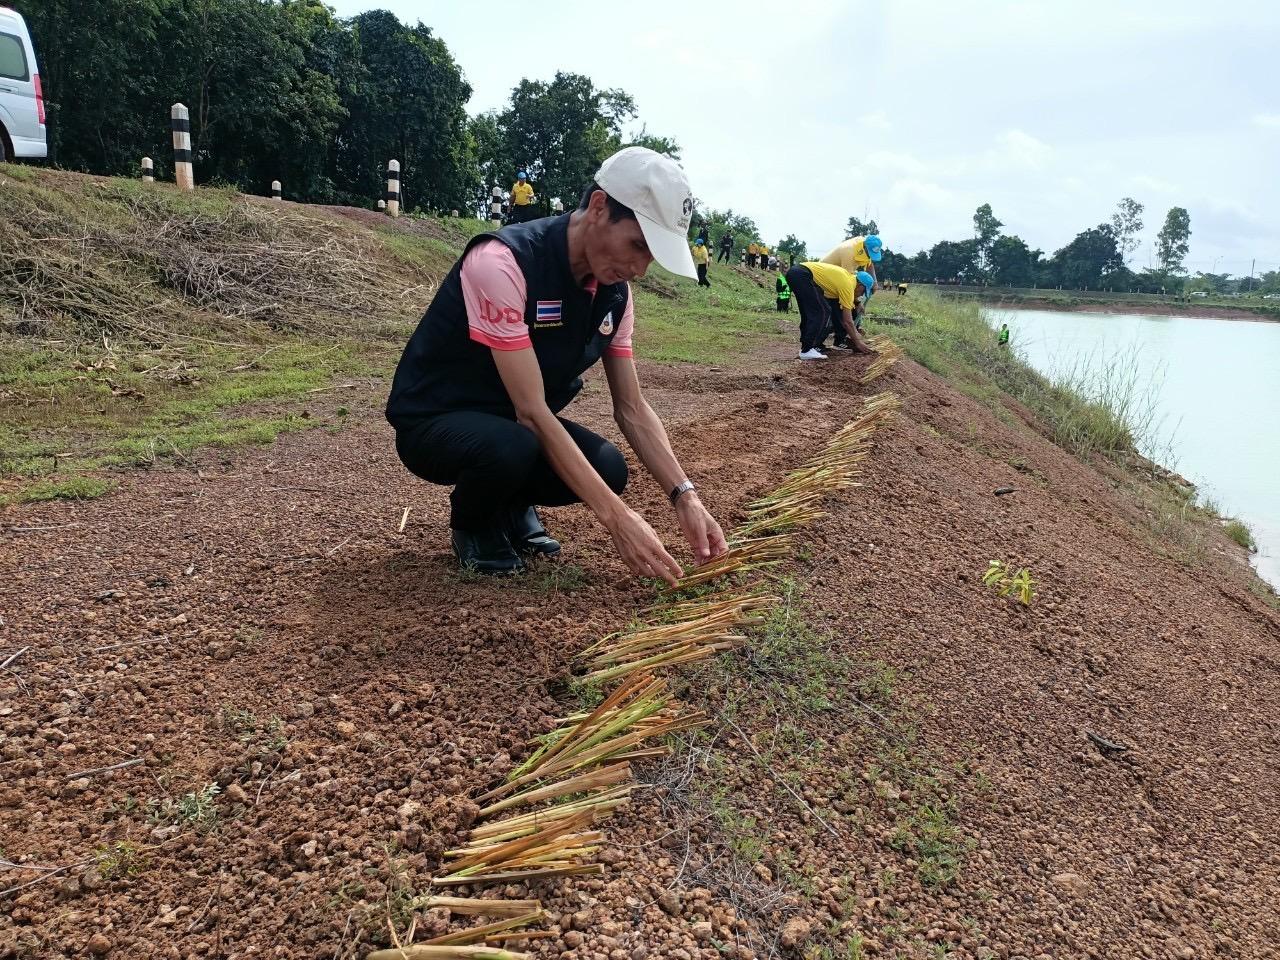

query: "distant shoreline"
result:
(919, 284), (1278, 322)
(976, 297), (1277, 322)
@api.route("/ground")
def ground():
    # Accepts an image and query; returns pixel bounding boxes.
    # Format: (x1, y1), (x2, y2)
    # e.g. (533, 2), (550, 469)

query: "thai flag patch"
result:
(535, 300), (563, 326)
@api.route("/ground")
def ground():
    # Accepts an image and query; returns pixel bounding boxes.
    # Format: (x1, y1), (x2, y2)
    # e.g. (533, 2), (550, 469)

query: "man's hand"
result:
(675, 494), (729, 566)
(607, 506), (684, 586)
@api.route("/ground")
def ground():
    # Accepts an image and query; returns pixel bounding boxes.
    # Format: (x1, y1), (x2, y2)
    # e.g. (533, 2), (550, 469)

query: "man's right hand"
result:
(607, 506), (683, 586)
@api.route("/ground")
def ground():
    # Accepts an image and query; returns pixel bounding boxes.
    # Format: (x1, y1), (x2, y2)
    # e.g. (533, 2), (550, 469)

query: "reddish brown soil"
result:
(3, 343), (1278, 960)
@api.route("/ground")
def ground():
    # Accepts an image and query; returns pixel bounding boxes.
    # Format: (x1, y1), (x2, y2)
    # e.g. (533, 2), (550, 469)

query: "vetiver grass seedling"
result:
(982, 560), (1036, 606)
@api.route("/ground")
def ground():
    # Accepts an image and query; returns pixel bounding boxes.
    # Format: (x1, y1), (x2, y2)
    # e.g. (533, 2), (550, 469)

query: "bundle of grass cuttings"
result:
(740, 393), (901, 535)
(366, 945), (530, 959)
(485, 674), (706, 807)
(579, 591), (778, 682)
(431, 808), (606, 887)
(862, 336), (904, 382)
(659, 534), (793, 595)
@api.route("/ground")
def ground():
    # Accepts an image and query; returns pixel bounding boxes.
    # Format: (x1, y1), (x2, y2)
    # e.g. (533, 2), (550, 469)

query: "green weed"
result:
(0, 475), (114, 505)
(93, 840), (148, 880)
(148, 783), (221, 830)
(981, 560), (1036, 606)
(890, 801), (969, 889)
(1224, 519), (1257, 552)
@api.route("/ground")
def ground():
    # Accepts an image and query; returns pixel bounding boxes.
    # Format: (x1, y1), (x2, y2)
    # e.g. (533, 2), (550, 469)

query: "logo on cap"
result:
(599, 312), (614, 335)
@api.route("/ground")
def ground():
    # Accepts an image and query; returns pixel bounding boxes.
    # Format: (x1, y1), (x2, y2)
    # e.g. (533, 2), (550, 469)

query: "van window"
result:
(0, 32), (29, 82)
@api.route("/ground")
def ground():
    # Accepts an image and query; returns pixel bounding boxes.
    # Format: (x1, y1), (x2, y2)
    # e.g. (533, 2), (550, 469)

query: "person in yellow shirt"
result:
(691, 238), (711, 287)
(821, 233), (883, 282)
(784, 261), (874, 360)
(747, 241), (759, 269)
(509, 170), (536, 223)
(757, 245), (769, 271)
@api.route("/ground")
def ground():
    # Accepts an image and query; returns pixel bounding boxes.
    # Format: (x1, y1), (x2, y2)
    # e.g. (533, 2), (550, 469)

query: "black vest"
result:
(385, 215), (629, 425)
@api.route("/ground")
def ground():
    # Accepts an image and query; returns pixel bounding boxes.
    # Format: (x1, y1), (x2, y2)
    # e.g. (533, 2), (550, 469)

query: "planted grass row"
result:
(394, 390), (903, 949)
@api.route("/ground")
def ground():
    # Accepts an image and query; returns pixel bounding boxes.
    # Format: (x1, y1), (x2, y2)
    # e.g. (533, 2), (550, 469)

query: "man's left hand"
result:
(675, 493), (729, 566)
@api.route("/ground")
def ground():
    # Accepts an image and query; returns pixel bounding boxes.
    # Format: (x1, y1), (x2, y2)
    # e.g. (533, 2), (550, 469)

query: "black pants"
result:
(824, 297), (846, 346)
(510, 204), (537, 223)
(717, 247), (731, 263)
(697, 263), (710, 287)
(786, 265), (829, 353)
(776, 298), (790, 312)
(395, 411), (628, 531)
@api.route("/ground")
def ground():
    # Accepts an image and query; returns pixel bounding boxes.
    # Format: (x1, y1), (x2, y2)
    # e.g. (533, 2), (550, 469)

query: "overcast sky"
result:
(330, 0), (1278, 276)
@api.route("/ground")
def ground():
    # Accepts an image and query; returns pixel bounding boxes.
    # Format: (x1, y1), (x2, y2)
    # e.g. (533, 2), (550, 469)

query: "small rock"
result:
(389, 700), (405, 718)
(563, 931), (584, 949)
(334, 721), (357, 739)
(692, 921), (713, 943)
(87, 933), (113, 955)
(780, 917), (811, 949)
(657, 890), (681, 916)
(1051, 872), (1090, 898)
(224, 783), (249, 804)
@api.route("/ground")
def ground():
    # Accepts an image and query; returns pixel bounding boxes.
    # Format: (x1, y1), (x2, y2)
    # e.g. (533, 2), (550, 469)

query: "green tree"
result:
(14, 0), (167, 172)
(1156, 206), (1192, 274)
(696, 207), (760, 254)
(972, 202), (1004, 276)
(492, 72), (637, 215)
(1255, 270), (1280, 294)
(1189, 272), (1233, 294)
(1045, 225), (1123, 289)
(775, 234), (808, 263)
(844, 216), (879, 239)
(624, 125), (680, 160)
(337, 11), (475, 211)
(927, 239), (981, 283)
(987, 235), (1041, 287)
(1109, 197), (1144, 266)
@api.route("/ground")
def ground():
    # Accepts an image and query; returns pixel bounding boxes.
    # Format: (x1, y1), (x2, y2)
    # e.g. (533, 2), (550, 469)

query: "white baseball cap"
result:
(594, 147), (697, 280)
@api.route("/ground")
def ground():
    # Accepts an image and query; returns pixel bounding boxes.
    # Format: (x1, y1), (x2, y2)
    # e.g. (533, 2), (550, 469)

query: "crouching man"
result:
(385, 148), (728, 583)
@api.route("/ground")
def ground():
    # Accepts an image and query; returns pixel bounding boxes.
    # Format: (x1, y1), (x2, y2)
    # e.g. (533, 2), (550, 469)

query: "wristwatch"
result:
(669, 480), (696, 505)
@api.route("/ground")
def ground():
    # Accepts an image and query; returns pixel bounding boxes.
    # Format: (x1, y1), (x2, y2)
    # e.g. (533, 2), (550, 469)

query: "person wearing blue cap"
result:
(510, 170), (536, 222)
(691, 237), (711, 287)
(822, 269), (877, 351)
(819, 234), (883, 347)
(821, 233), (883, 281)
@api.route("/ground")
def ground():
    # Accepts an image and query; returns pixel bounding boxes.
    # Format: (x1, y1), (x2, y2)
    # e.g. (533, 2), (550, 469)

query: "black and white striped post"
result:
(141, 157), (154, 183)
(385, 159), (400, 217)
(451, 209), (459, 218)
(271, 180), (282, 201)
(551, 198), (564, 215)
(377, 199), (386, 212)
(489, 186), (503, 226)
(170, 103), (193, 191)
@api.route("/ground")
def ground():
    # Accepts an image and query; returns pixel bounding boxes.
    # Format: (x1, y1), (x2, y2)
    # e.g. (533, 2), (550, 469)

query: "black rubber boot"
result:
(506, 505), (561, 557)
(451, 525), (524, 574)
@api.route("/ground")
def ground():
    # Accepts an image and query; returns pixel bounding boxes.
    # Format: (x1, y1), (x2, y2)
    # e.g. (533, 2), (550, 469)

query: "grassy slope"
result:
(0, 167), (785, 503)
(2, 161), (1261, 578)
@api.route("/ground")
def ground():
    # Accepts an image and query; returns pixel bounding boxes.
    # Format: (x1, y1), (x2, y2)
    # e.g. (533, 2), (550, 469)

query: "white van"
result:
(0, 6), (46, 162)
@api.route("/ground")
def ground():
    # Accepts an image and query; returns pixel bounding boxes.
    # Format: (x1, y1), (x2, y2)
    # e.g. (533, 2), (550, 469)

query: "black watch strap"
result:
(669, 480), (696, 504)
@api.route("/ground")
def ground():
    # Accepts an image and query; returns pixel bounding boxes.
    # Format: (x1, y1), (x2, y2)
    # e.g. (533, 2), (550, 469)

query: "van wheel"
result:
(0, 131), (9, 164)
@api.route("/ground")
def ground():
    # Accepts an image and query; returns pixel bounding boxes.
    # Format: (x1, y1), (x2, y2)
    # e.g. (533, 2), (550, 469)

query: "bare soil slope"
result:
(4, 331), (1279, 960)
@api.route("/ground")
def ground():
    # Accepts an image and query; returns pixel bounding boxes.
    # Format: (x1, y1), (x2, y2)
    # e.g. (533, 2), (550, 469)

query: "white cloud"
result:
(1252, 113), (1280, 128)
(862, 150), (929, 176)
(857, 111), (892, 132)
(995, 130), (1051, 169)
(1131, 174), (1176, 193)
